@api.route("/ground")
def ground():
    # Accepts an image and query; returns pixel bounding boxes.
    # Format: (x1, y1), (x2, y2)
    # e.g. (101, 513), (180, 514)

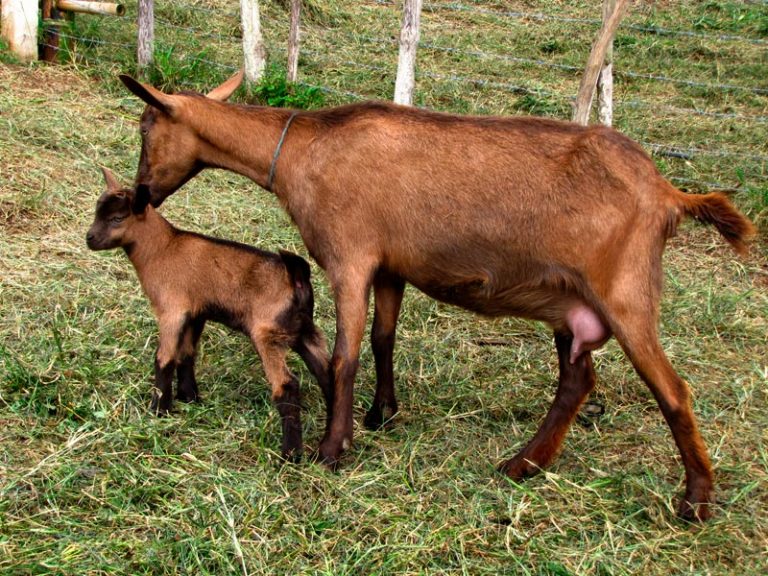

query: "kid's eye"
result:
(109, 215), (126, 224)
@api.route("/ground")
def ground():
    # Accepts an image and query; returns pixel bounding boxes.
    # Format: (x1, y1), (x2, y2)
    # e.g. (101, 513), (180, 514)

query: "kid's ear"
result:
(119, 74), (176, 115)
(132, 184), (152, 214)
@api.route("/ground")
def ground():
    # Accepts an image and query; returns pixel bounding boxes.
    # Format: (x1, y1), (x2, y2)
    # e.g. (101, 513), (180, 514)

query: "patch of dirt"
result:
(0, 63), (95, 98)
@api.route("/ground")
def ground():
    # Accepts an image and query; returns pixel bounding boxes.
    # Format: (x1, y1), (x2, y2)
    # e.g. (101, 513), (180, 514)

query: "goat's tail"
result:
(279, 250), (315, 313)
(675, 189), (756, 255)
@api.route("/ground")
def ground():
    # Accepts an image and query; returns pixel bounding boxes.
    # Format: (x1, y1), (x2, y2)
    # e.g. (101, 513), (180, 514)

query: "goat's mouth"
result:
(86, 231), (108, 251)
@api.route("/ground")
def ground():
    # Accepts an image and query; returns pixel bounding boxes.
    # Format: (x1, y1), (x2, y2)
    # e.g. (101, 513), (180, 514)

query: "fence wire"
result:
(40, 1), (767, 193)
(418, 1), (768, 46)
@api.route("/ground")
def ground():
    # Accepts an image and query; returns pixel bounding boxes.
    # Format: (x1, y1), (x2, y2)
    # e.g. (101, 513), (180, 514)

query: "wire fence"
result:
(37, 0), (768, 194)
(418, 1), (768, 46)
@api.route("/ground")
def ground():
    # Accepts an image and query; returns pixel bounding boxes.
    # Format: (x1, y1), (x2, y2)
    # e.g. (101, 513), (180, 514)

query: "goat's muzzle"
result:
(86, 228), (110, 251)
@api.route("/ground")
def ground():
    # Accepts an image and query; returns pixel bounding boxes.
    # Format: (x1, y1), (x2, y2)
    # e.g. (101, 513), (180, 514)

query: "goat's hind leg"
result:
(610, 309), (714, 521)
(500, 330), (597, 479)
(254, 334), (303, 461)
(365, 272), (405, 430)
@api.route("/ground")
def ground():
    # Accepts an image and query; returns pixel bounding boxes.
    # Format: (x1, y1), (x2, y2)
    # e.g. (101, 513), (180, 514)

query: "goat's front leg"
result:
(499, 331), (596, 478)
(151, 314), (187, 415)
(317, 272), (372, 468)
(364, 271), (405, 430)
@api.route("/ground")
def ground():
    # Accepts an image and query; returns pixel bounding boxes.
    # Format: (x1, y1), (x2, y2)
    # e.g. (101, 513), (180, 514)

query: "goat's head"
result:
(118, 70), (244, 207)
(86, 167), (151, 251)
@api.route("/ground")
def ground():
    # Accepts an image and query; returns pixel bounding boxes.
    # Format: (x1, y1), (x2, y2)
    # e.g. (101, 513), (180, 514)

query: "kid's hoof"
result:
(280, 448), (304, 464)
(149, 400), (171, 417)
(150, 390), (172, 415)
(176, 390), (199, 403)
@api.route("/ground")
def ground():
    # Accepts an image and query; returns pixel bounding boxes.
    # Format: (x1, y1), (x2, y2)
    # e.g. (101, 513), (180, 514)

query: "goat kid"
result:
(86, 167), (331, 460)
(119, 71), (756, 521)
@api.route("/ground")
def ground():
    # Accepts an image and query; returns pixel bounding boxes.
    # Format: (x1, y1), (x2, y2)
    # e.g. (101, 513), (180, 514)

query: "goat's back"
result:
(277, 103), (751, 326)
(138, 229), (296, 328)
(292, 107), (666, 284)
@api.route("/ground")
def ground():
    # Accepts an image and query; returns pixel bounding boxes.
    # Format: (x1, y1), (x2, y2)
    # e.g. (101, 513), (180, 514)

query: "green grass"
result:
(1, 1), (767, 574)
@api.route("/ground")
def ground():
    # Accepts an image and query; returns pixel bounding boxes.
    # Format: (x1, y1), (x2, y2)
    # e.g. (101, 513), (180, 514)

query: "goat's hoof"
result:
(363, 403), (397, 430)
(677, 488), (714, 522)
(498, 455), (541, 480)
(315, 437), (349, 471)
(176, 390), (199, 403)
(149, 400), (171, 417)
(310, 449), (339, 471)
(280, 447), (303, 464)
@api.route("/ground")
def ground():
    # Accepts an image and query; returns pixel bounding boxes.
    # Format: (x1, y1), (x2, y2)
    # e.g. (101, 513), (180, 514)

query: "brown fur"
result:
(86, 167), (331, 460)
(119, 71), (756, 520)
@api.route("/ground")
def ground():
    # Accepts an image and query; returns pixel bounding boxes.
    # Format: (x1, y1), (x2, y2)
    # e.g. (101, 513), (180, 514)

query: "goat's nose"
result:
(86, 232), (95, 247)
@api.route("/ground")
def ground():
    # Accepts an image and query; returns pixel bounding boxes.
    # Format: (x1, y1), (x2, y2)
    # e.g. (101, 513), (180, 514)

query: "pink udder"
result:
(565, 305), (611, 364)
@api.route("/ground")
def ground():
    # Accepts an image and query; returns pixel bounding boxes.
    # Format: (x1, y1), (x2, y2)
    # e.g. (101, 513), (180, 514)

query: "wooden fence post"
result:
(572, 0), (628, 125)
(597, 0), (616, 126)
(41, 0), (62, 62)
(137, 0), (154, 72)
(287, 0), (300, 82)
(394, 0), (422, 105)
(241, 0), (266, 82)
(1, 0), (38, 62)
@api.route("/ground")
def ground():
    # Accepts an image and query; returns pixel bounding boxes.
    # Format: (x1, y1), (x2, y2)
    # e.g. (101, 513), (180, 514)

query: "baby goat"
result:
(86, 167), (331, 460)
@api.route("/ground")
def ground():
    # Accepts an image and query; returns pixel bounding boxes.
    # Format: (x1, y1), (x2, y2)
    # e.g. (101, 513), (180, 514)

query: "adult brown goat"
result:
(119, 71), (755, 521)
(86, 167), (331, 460)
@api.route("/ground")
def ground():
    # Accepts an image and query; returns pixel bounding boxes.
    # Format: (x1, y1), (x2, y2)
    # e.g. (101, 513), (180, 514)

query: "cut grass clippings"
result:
(1, 1), (767, 574)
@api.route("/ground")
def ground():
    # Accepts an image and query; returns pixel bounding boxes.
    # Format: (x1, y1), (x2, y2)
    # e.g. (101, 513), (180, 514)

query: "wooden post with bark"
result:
(39, 1), (125, 62)
(1, 0), (38, 62)
(597, 0), (617, 126)
(137, 0), (153, 72)
(572, 0), (628, 126)
(394, 0), (422, 106)
(287, 0), (300, 82)
(41, 0), (63, 62)
(241, 0), (267, 83)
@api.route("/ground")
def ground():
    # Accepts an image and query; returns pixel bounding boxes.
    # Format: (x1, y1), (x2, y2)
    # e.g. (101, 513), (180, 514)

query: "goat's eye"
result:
(140, 127), (149, 136)
(109, 215), (126, 224)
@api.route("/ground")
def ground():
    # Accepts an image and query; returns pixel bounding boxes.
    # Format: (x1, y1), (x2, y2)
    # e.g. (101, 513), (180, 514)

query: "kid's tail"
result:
(279, 250), (314, 313)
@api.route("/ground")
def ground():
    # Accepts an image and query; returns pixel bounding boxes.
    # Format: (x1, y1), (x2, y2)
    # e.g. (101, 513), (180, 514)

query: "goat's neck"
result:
(191, 100), (297, 191)
(123, 208), (175, 277)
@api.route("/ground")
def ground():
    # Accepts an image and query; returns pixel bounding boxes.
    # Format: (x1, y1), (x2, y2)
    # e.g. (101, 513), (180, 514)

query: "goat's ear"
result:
(119, 74), (176, 115)
(206, 69), (244, 101)
(101, 166), (121, 192)
(132, 184), (152, 215)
